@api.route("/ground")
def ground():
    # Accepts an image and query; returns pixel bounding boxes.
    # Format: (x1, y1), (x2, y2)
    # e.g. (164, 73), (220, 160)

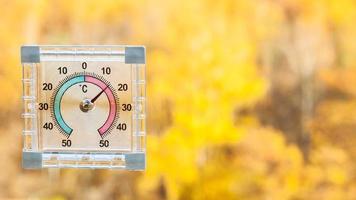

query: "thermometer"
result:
(21, 45), (146, 170)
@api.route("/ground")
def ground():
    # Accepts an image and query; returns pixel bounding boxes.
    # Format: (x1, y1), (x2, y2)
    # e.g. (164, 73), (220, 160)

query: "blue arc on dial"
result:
(54, 75), (84, 134)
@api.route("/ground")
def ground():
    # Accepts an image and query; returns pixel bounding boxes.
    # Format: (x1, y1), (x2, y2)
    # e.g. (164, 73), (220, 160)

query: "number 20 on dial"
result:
(21, 45), (146, 170)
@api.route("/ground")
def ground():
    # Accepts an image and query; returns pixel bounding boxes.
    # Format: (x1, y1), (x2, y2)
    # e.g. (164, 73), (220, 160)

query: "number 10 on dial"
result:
(21, 45), (146, 170)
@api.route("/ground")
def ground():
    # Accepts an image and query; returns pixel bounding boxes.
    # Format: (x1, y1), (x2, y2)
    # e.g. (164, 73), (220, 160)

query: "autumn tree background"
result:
(0, 0), (355, 199)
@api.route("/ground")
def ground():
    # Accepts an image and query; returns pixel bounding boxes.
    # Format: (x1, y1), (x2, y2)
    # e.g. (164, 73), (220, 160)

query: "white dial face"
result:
(39, 61), (132, 151)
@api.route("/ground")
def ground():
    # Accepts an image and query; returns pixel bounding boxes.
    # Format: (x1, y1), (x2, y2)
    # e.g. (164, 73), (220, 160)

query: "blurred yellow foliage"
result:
(0, 0), (355, 199)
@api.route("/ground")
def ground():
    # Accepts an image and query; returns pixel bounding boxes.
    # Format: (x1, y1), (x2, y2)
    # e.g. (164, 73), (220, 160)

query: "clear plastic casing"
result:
(21, 45), (146, 170)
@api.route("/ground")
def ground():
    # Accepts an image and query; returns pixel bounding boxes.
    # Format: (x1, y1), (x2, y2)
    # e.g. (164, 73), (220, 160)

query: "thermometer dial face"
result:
(40, 61), (132, 151)
(51, 73), (118, 138)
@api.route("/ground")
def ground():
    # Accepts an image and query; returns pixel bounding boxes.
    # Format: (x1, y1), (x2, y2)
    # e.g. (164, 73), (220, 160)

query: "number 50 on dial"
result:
(21, 45), (146, 170)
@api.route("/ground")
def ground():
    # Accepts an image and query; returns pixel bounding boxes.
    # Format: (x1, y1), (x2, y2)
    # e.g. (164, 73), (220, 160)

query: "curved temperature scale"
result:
(53, 74), (117, 137)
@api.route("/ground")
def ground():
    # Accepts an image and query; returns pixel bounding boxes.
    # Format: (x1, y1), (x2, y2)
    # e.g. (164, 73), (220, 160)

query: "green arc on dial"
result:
(54, 75), (85, 135)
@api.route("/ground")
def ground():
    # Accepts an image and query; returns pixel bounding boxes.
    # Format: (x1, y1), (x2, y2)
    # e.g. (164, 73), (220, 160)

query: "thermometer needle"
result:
(91, 85), (109, 103)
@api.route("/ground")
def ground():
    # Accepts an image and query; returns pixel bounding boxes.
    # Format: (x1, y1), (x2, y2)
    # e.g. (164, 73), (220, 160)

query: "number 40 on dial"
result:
(21, 45), (146, 170)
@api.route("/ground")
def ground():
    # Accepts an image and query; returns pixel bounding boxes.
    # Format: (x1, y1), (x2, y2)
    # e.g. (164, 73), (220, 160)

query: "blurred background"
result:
(0, 0), (356, 199)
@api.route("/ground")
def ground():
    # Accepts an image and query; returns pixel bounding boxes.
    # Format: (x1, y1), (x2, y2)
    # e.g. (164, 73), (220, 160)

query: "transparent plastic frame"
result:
(21, 45), (146, 170)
